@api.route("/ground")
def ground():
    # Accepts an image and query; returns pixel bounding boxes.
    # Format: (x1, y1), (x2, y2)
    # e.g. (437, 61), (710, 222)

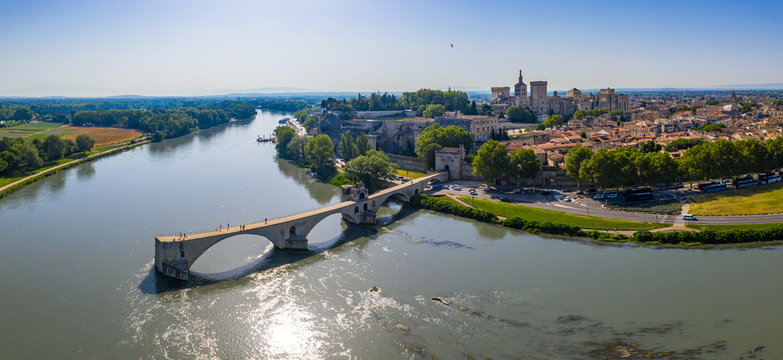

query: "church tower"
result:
(514, 69), (527, 105)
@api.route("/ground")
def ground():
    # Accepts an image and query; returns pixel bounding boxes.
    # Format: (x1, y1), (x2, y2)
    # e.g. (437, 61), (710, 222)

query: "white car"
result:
(682, 214), (697, 221)
(564, 196), (571, 202)
(453, 185), (462, 191)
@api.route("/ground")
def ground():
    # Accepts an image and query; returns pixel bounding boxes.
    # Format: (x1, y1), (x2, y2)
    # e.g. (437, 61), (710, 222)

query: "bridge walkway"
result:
(155, 172), (444, 244)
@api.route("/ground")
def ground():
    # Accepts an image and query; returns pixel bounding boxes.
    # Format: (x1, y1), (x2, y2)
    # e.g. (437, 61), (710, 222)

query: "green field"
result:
(686, 223), (783, 231)
(0, 122), (63, 134)
(23, 129), (77, 142)
(689, 182), (783, 215)
(458, 196), (667, 230)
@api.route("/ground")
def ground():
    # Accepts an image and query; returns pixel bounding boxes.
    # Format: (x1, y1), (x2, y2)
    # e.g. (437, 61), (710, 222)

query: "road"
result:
(426, 180), (783, 226)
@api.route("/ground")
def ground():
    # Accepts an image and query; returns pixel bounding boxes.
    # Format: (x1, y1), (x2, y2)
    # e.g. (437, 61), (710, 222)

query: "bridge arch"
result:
(189, 233), (275, 274)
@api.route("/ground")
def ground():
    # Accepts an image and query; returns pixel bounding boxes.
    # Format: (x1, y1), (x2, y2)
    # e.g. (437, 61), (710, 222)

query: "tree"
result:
(508, 149), (540, 185)
(422, 104), (446, 118)
(41, 135), (66, 161)
(286, 135), (309, 163)
(735, 139), (769, 174)
(415, 123), (473, 169)
(541, 114), (564, 129)
(273, 126), (295, 157)
(565, 146), (593, 188)
(766, 137), (783, 169)
(464, 100), (478, 115)
(17, 142), (43, 170)
(75, 134), (95, 154)
(700, 123), (725, 132)
(302, 115), (320, 131)
(355, 133), (370, 156)
(640, 140), (662, 154)
(12, 107), (33, 121)
(293, 108), (309, 121)
(344, 150), (398, 192)
(472, 140), (508, 184)
(305, 134), (336, 178)
(664, 138), (703, 151)
(506, 105), (535, 123)
(339, 131), (359, 161)
(579, 131), (587, 138)
(637, 152), (677, 186)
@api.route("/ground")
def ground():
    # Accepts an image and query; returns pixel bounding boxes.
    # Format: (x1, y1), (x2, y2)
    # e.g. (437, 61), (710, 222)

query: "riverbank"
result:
(412, 194), (783, 248)
(0, 138), (149, 199)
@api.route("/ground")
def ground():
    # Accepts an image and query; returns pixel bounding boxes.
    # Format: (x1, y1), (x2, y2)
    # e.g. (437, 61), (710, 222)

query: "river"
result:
(0, 110), (781, 359)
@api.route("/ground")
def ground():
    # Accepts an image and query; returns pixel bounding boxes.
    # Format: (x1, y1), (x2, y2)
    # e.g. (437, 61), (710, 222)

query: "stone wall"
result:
(387, 154), (426, 172)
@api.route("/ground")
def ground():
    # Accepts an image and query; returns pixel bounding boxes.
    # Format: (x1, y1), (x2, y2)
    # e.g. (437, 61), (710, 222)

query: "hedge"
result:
(632, 227), (783, 245)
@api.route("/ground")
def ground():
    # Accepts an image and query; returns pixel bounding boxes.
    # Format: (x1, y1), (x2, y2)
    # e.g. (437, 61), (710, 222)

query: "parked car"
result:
(431, 184), (441, 189)
(564, 196), (571, 202)
(469, 189), (478, 195)
(593, 194), (605, 200)
(453, 185), (462, 191)
(606, 192), (619, 199)
(513, 188), (521, 194)
(682, 214), (697, 221)
(576, 190), (584, 195)
(482, 187), (491, 192)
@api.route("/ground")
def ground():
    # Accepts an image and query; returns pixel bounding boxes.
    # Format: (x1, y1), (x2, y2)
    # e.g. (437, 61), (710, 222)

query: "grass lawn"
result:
(686, 223), (783, 231)
(689, 182), (783, 215)
(394, 169), (426, 179)
(458, 196), (667, 230)
(605, 199), (682, 215)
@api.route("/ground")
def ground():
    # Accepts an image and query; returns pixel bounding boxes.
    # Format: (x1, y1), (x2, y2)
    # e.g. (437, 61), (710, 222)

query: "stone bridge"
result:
(154, 172), (448, 280)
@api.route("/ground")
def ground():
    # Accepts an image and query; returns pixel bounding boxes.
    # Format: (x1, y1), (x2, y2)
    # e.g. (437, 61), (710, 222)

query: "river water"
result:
(1, 110), (781, 359)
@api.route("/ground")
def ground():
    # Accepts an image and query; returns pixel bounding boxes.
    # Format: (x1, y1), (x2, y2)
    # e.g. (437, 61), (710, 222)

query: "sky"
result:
(0, 0), (781, 97)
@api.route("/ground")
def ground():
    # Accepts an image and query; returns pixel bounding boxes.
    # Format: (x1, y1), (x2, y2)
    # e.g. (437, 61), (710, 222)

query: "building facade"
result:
(490, 70), (630, 119)
(435, 115), (499, 142)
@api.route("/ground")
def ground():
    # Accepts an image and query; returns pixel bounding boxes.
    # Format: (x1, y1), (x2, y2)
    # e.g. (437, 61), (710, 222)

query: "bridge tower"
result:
(341, 182), (376, 224)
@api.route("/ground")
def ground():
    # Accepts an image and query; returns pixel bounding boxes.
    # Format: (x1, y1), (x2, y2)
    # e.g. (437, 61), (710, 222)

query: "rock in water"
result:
(431, 296), (450, 305)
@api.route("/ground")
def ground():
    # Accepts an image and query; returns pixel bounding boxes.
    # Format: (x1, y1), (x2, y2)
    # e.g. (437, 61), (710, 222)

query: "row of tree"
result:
(0, 107), (34, 123)
(319, 89), (472, 115)
(70, 101), (255, 140)
(0, 134), (95, 176)
(471, 140), (541, 185)
(273, 125), (397, 192)
(564, 136), (783, 188)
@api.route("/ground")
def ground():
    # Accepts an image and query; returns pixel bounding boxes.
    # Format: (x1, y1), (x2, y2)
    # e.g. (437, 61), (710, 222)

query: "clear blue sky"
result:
(1, 0), (781, 96)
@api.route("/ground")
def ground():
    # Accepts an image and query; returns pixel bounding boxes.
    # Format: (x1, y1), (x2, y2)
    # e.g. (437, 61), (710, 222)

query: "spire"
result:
(518, 69), (523, 82)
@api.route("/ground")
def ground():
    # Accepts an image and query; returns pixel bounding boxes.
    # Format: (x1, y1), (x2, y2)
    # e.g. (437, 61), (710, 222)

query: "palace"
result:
(490, 70), (630, 119)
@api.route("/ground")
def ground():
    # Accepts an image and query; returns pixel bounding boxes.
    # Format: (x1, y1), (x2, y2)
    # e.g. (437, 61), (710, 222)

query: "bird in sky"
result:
(450, 43), (453, 48)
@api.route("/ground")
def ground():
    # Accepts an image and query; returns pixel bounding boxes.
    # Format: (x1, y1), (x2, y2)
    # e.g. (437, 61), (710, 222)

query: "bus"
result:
(625, 187), (654, 201)
(759, 172), (781, 184)
(697, 181), (719, 191)
(702, 183), (728, 193)
(733, 175), (758, 189)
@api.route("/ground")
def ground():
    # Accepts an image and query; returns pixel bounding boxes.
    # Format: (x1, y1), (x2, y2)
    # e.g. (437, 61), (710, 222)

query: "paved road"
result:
(426, 181), (783, 226)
